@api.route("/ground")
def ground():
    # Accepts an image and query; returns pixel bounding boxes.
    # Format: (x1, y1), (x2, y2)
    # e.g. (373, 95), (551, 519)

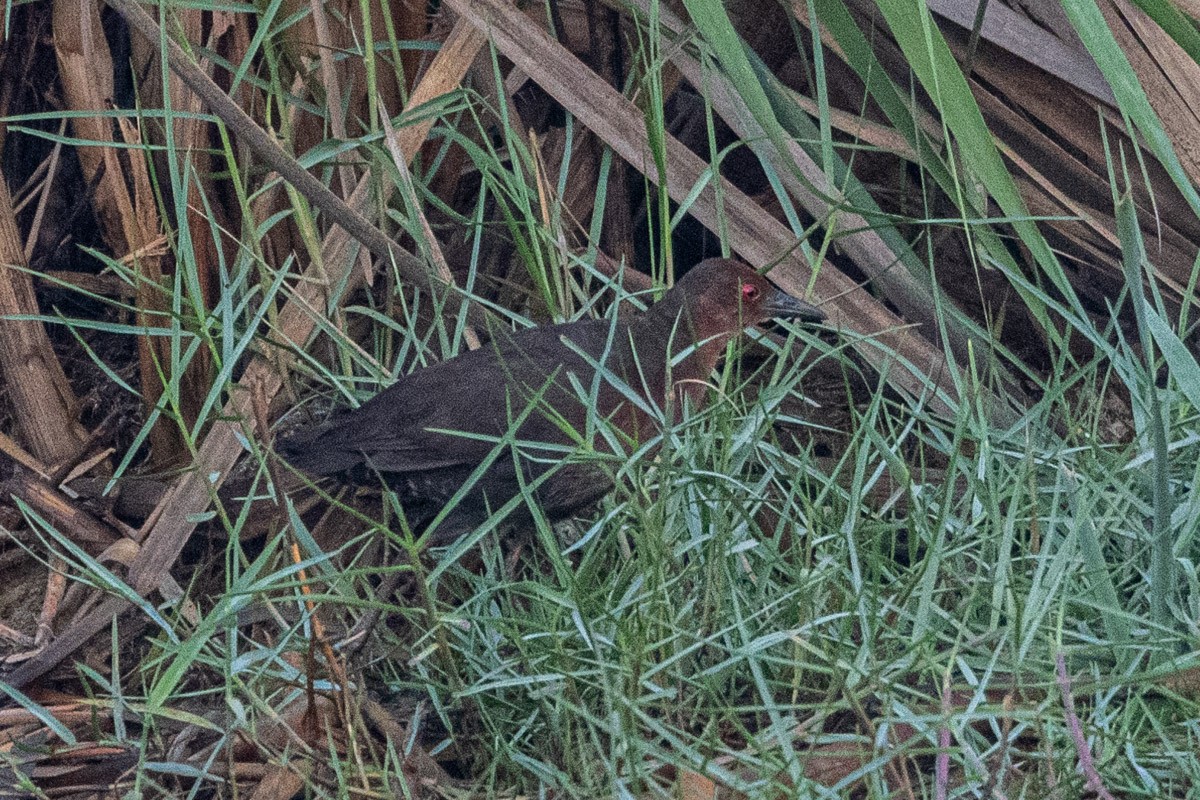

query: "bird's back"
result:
(277, 316), (643, 484)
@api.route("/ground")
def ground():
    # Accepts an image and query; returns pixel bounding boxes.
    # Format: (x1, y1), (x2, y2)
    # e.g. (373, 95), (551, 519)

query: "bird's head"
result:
(663, 258), (825, 337)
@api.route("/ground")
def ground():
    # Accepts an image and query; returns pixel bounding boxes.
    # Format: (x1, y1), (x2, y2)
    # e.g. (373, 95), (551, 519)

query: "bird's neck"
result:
(630, 302), (735, 409)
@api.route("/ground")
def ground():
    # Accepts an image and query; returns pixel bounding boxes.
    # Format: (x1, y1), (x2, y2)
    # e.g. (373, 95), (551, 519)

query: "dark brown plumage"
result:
(277, 259), (823, 544)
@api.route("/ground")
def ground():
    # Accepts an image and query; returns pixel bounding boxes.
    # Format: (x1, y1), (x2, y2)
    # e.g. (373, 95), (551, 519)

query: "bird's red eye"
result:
(741, 283), (760, 301)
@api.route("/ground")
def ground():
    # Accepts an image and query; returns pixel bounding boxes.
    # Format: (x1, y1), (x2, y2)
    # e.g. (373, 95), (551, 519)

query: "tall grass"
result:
(5, 0), (1200, 797)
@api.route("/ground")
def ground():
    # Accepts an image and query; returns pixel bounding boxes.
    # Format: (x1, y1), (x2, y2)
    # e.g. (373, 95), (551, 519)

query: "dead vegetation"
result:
(0, 0), (1197, 796)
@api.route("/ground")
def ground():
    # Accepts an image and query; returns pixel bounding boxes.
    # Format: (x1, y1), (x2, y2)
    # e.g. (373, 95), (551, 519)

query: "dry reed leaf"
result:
(1175, 0), (1200, 21)
(536, 127), (604, 242)
(0, 175), (85, 465)
(244, 762), (309, 800)
(950, 21), (1199, 299)
(21, 124), (67, 265)
(35, 558), (66, 647)
(0, 702), (94, 731)
(0, 431), (48, 476)
(235, 695), (341, 757)
(786, 92), (919, 160)
(1102, 0), (1200, 197)
(394, 19), (488, 157)
(55, 0), (214, 466)
(51, 0), (130, 253)
(802, 0), (1198, 354)
(277, 0), (415, 139)
(112, 112), (202, 467)
(797, 741), (873, 787)
(1159, 664), (1200, 698)
(360, 697), (455, 793)
(2, 741), (138, 795)
(129, 7), (224, 309)
(926, 0), (1115, 104)
(674, 769), (720, 800)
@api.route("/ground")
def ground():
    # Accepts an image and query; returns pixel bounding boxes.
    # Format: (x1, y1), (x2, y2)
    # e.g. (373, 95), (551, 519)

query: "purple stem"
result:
(1055, 651), (1117, 800)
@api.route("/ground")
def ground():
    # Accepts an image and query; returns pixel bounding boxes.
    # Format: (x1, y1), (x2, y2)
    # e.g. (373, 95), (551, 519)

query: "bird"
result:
(276, 258), (824, 545)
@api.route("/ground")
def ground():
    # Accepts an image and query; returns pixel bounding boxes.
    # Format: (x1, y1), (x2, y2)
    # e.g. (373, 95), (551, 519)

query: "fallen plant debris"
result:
(0, 0), (1197, 796)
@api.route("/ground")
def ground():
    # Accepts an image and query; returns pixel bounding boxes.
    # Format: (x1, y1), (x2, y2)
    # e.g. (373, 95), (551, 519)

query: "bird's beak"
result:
(763, 286), (825, 322)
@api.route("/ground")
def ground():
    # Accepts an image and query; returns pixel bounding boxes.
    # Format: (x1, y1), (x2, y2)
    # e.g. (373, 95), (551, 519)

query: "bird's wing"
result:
(278, 319), (622, 477)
